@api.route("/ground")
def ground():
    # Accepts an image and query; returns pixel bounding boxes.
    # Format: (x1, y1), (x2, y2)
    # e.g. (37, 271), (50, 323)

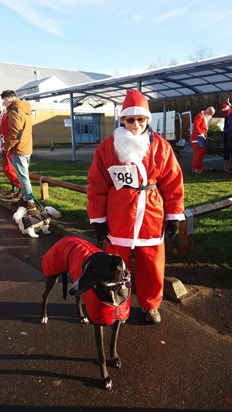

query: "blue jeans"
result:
(12, 154), (34, 203)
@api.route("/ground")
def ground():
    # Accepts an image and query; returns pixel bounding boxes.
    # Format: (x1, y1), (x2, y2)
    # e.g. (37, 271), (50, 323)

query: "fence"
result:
(2, 168), (231, 255)
(30, 173), (232, 255)
(178, 197), (232, 254)
(29, 173), (87, 200)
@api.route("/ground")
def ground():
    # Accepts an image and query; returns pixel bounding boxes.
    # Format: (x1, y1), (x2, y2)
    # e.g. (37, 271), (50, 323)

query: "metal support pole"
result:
(162, 98), (167, 140)
(114, 104), (120, 128)
(137, 81), (142, 91)
(70, 92), (77, 161)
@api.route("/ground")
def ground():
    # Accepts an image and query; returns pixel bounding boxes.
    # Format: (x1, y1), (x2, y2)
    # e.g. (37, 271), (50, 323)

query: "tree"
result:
(188, 47), (214, 62)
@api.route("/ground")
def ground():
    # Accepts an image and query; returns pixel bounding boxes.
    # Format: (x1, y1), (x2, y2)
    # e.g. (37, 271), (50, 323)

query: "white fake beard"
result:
(113, 126), (150, 164)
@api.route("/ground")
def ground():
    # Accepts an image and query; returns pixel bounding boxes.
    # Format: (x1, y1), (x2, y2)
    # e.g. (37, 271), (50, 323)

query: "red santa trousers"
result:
(105, 242), (165, 310)
(192, 142), (206, 170)
(2, 152), (21, 189)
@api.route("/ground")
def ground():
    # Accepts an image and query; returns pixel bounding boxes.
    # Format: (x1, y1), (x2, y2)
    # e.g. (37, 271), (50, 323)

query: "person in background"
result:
(190, 106), (215, 174)
(87, 89), (185, 325)
(0, 105), (21, 197)
(221, 97), (232, 170)
(1, 90), (36, 212)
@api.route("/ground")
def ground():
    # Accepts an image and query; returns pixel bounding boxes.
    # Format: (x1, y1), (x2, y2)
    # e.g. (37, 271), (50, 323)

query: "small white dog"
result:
(13, 206), (61, 238)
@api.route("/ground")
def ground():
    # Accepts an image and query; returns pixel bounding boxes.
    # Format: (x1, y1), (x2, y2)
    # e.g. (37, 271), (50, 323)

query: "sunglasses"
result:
(125, 117), (147, 124)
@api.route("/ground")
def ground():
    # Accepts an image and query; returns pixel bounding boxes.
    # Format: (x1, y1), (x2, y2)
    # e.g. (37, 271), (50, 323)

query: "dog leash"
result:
(97, 235), (122, 257)
(106, 236), (120, 254)
(32, 194), (44, 210)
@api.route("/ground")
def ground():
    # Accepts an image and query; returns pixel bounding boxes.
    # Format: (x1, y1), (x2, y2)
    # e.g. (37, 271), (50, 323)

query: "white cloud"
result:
(0, 0), (109, 34)
(0, 0), (62, 35)
(156, 8), (187, 23)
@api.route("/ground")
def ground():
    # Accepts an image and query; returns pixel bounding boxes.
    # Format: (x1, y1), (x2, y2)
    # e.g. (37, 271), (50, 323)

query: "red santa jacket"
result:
(190, 111), (208, 142)
(221, 103), (232, 130)
(0, 113), (10, 141)
(0, 112), (21, 189)
(42, 236), (130, 325)
(87, 131), (184, 248)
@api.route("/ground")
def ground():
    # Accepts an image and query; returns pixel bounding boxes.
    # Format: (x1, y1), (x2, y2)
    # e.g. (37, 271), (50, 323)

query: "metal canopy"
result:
(22, 54), (232, 161)
(23, 54), (232, 103)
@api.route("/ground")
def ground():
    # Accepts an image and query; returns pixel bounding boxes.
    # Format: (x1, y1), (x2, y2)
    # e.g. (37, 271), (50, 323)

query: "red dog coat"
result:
(42, 236), (130, 325)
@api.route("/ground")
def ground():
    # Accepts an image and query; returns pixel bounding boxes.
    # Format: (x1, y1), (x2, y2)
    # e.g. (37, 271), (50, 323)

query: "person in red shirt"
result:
(87, 89), (185, 324)
(0, 108), (21, 197)
(221, 98), (232, 170)
(190, 106), (215, 173)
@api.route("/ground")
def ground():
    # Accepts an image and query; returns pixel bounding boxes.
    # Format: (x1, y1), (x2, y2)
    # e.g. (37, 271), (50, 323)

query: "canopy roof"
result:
(23, 54), (232, 104)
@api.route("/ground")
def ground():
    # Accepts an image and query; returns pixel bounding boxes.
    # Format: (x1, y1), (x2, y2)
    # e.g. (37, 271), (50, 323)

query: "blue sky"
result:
(0, 0), (231, 77)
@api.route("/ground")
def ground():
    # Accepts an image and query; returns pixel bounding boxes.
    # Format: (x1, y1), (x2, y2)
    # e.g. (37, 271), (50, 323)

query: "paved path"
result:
(0, 205), (232, 411)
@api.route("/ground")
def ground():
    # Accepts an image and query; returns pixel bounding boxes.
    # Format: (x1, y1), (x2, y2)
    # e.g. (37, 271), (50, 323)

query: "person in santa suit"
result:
(190, 106), (215, 174)
(87, 89), (185, 324)
(221, 97), (232, 170)
(0, 107), (21, 197)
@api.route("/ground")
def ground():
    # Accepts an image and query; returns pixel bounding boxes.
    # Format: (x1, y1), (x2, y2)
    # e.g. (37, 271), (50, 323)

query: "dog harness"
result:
(22, 211), (51, 230)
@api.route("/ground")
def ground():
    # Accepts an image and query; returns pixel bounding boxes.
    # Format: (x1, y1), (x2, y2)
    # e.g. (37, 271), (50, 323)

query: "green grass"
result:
(1, 159), (232, 269)
(168, 170), (232, 269)
(0, 159), (90, 230)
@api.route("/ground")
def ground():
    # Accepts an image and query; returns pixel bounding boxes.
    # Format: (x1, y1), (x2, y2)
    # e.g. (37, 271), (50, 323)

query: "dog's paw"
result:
(42, 226), (51, 235)
(41, 316), (48, 324)
(44, 230), (51, 235)
(27, 228), (39, 238)
(112, 356), (122, 369)
(30, 233), (39, 238)
(103, 376), (113, 390)
(80, 316), (89, 324)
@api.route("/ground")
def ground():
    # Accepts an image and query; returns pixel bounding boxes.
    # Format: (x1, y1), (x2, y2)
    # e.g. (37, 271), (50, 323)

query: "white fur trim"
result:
(90, 217), (107, 224)
(165, 213), (185, 221)
(107, 234), (164, 247)
(113, 127), (150, 164)
(120, 106), (151, 122)
(222, 104), (230, 112)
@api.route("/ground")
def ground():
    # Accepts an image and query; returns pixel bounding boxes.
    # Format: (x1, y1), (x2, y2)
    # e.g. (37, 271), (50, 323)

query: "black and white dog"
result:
(40, 236), (131, 390)
(13, 206), (61, 238)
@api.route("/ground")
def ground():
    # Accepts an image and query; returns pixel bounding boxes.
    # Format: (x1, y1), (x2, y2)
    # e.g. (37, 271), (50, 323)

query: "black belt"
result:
(123, 184), (157, 191)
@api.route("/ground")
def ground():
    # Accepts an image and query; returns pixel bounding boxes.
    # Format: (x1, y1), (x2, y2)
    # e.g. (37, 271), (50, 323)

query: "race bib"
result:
(108, 165), (139, 190)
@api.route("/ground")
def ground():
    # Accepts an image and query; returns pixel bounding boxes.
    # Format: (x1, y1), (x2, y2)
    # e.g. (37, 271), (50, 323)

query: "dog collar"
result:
(100, 275), (132, 291)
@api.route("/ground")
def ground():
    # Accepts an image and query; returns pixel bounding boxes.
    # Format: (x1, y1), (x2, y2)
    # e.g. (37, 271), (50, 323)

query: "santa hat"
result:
(222, 102), (231, 112)
(222, 102), (232, 117)
(120, 89), (152, 123)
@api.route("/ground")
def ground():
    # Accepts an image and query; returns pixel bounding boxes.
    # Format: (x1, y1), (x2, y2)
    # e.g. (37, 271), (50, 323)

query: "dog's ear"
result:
(110, 255), (123, 270)
(69, 252), (107, 296)
(69, 252), (116, 296)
